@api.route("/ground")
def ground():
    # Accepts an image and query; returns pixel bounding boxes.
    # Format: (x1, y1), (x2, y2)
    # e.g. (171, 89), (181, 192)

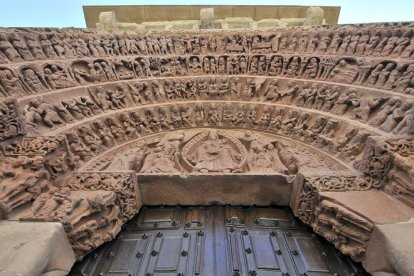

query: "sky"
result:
(0, 0), (413, 28)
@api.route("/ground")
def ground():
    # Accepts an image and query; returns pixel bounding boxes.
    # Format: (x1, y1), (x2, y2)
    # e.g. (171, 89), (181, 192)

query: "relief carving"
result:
(0, 97), (26, 140)
(183, 129), (245, 173)
(28, 188), (122, 259)
(314, 199), (374, 262)
(0, 136), (74, 217)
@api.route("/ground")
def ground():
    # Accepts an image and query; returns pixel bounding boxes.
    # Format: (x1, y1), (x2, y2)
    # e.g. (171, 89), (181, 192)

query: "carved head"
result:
(208, 130), (219, 141)
(401, 102), (412, 111)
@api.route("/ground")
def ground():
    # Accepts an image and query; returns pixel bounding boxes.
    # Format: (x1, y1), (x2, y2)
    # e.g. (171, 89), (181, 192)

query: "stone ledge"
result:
(0, 221), (75, 276)
(364, 222), (414, 275)
(319, 190), (414, 225)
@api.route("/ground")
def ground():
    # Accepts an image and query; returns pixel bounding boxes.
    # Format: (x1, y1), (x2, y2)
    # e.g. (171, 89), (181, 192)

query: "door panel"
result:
(70, 206), (368, 276)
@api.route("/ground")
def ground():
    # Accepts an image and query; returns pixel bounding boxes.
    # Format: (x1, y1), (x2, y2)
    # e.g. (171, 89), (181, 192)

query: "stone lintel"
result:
(138, 174), (294, 206)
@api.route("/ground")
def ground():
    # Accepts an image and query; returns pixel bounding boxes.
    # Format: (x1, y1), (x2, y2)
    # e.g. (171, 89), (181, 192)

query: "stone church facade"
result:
(0, 16), (414, 275)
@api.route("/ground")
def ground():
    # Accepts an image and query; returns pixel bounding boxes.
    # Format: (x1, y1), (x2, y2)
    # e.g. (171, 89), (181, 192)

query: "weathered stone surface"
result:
(319, 190), (414, 224)
(256, 19), (284, 28)
(0, 221), (75, 276)
(138, 174), (293, 206)
(200, 8), (215, 29)
(364, 222), (414, 275)
(304, 6), (325, 26)
(0, 21), (414, 275)
(84, 5), (340, 28)
(98, 11), (117, 31)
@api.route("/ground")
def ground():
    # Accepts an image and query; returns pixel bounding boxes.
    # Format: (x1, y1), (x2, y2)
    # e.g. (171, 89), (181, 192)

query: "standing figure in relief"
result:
(331, 89), (359, 115)
(194, 104), (205, 126)
(207, 103), (220, 126)
(369, 96), (401, 127)
(366, 64), (384, 86)
(264, 80), (281, 102)
(239, 56), (248, 74)
(23, 69), (48, 93)
(203, 57), (211, 74)
(379, 102), (412, 133)
(0, 33), (22, 62)
(285, 57), (300, 77)
(230, 77), (241, 99)
(26, 33), (45, 59)
(218, 56), (226, 74)
(393, 105), (414, 135)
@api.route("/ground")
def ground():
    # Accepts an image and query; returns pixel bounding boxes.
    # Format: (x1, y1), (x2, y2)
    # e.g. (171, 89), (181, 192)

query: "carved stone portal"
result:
(0, 22), (414, 275)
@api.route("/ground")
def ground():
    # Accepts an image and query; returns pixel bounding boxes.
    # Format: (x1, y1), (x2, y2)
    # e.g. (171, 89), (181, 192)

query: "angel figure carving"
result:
(140, 132), (184, 173)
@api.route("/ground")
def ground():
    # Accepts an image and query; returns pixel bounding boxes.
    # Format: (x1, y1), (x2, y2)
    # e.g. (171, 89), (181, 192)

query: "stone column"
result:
(304, 6), (325, 26)
(200, 8), (215, 29)
(98, 11), (117, 31)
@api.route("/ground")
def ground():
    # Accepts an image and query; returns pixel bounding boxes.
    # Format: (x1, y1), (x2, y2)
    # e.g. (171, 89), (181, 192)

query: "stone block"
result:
(319, 190), (414, 224)
(222, 17), (254, 29)
(116, 22), (144, 32)
(141, 21), (170, 31)
(170, 20), (199, 30)
(98, 11), (117, 31)
(145, 6), (168, 22)
(254, 7), (277, 20)
(256, 19), (285, 28)
(0, 221), (75, 276)
(280, 18), (306, 26)
(364, 222), (414, 275)
(138, 174), (294, 206)
(200, 8), (215, 29)
(231, 6), (255, 18)
(304, 6), (325, 26)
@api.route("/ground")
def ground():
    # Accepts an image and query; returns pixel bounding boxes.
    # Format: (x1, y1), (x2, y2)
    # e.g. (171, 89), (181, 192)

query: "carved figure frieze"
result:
(292, 173), (378, 261)
(0, 136), (74, 217)
(363, 138), (414, 208)
(182, 129), (245, 173)
(28, 189), (122, 259)
(64, 172), (139, 221)
(2, 25), (414, 268)
(80, 127), (356, 175)
(313, 199), (374, 262)
(0, 97), (26, 140)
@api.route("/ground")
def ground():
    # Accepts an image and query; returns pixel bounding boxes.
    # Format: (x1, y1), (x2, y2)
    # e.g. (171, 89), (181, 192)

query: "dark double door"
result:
(70, 206), (367, 276)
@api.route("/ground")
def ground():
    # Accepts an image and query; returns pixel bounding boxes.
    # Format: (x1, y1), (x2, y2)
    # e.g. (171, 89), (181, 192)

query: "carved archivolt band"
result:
(36, 100), (374, 171)
(1, 24), (414, 265)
